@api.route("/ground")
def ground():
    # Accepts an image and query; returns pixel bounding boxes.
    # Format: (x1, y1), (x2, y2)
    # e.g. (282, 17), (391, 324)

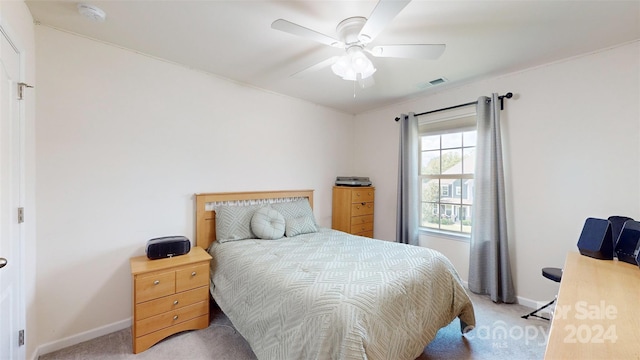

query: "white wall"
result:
(353, 41), (640, 305)
(0, 1), (37, 358)
(31, 16), (640, 356)
(34, 26), (354, 353)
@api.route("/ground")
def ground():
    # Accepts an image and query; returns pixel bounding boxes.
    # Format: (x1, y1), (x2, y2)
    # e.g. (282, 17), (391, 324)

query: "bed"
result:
(195, 189), (475, 360)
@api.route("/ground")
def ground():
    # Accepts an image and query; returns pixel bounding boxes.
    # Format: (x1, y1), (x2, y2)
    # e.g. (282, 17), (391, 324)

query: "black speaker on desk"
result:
(577, 217), (613, 260)
(608, 215), (634, 257)
(614, 220), (640, 265)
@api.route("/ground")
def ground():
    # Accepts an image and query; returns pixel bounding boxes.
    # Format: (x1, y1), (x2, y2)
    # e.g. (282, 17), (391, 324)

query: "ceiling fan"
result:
(271, 0), (445, 87)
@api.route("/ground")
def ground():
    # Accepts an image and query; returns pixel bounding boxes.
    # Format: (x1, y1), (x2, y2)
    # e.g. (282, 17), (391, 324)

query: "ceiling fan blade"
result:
(358, 0), (411, 43)
(370, 44), (446, 59)
(291, 56), (340, 78)
(272, 19), (344, 48)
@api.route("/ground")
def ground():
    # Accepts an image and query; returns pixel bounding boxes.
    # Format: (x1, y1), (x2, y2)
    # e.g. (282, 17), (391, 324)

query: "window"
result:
(419, 114), (476, 235)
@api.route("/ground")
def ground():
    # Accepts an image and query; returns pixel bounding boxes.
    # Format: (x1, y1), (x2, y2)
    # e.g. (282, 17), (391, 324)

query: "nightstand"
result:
(129, 246), (212, 353)
(332, 186), (375, 238)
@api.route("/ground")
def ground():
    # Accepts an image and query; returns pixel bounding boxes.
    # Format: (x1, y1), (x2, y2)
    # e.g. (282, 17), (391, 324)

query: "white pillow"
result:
(285, 216), (318, 237)
(251, 207), (286, 240)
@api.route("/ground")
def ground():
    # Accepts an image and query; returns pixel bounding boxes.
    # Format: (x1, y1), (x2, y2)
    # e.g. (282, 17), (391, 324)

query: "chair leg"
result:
(522, 298), (556, 321)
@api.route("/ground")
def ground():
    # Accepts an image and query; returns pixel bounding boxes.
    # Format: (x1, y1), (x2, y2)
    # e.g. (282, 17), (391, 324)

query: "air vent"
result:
(429, 77), (447, 86)
(416, 77), (448, 90)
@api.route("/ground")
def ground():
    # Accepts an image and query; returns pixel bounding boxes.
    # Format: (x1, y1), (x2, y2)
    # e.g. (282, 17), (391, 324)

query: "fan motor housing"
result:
(336, 17), (368, 44)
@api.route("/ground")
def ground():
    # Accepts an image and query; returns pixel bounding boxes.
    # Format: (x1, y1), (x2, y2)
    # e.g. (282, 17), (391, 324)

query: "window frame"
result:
(417, 108), (476, 239)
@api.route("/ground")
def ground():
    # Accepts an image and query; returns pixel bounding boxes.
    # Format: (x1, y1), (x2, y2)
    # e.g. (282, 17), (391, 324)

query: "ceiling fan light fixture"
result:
(331, 47), (376, 81)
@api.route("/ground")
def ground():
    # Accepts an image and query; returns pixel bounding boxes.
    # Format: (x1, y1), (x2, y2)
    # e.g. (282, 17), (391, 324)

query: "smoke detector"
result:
(77, 4), (106, 22)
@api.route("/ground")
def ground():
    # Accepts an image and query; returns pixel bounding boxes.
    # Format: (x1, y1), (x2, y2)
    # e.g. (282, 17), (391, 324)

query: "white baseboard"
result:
(517, 295), (540, 309)
(462, 280), (551, 313)
(33, 317), (131, 359)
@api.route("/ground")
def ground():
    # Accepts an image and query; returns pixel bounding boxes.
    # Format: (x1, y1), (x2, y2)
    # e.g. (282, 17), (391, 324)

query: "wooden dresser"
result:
(332, 186), (375, 238)
(130, 246), (212, 353)
(544, 252), (640, 359)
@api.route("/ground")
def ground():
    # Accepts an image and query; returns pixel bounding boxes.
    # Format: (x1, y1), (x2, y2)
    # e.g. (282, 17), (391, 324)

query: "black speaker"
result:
(614, 220), (640, 265)
(146, 236), (191, 260)
(577, 217), (613, 260)
(608, 216), (634, 257)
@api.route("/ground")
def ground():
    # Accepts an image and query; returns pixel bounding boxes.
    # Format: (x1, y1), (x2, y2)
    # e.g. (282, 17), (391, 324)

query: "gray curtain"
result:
(468, 94), (516, 303)
(396, 113), (419, 245)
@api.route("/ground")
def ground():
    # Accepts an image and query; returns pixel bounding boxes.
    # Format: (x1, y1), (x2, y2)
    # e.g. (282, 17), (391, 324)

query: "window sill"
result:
(419, 227), (470, 243)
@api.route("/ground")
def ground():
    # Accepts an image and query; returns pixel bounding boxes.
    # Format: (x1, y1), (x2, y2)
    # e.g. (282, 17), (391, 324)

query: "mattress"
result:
(208, 228), (475, 360)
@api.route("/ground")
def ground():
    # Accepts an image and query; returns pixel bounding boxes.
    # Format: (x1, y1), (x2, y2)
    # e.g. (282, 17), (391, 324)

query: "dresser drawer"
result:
(354, 230), (374, 238)
(135, 301), (209, 337)
(351, 189), (374, 203)
(135, 271), (176, 303)
(176, 263), (209, 292)
(135, 286), (209, 321)
(351, 215), (373, 226)
(351, 221), (373, 234)
(351, 202), (374, 216)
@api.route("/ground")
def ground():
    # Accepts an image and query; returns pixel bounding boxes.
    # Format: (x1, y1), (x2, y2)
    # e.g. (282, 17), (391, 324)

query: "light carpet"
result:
(39, 291), (550, 360)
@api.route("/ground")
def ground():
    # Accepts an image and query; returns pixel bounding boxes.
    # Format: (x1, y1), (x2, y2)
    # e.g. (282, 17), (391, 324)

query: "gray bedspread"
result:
(208, 228), (475, 360)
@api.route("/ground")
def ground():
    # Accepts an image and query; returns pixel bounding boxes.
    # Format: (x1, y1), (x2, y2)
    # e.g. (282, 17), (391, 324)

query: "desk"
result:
(544, 252), (640, 359)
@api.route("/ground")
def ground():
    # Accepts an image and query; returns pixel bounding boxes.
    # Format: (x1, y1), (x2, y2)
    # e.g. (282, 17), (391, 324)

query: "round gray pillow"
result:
(251, 207), (285, 240)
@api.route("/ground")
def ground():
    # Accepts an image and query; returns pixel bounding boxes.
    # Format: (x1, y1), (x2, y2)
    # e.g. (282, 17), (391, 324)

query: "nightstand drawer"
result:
(136, 271), (176, 303)
(351, 202), (374, 216)
(135, 300), (209, 337)
(351, 215), (373, 226)
(130, 247), (212, 354)
(135, 315), (209, 355)
(351, 189), (374, 203)
(135, 286), (209, 321)
(176, 263), (209, 292)
(351, 222), (373, 234)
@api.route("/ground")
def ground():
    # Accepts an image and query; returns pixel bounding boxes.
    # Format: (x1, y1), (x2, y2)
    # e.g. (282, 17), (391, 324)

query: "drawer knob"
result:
(361, 202), (366, 206)
(173, 315), (179, 321)
(191, 271), (197, 277)
(173, 300), (179, 305)
(356, 193), (360, 196)
(153, 280), (160, 285)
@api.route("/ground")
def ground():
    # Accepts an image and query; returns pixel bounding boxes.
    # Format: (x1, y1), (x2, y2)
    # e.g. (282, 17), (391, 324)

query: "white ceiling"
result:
(26, 0), (640, 115)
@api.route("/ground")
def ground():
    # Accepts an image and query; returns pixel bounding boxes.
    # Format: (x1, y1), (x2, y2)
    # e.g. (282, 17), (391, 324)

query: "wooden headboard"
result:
(194, 189), (314, 249)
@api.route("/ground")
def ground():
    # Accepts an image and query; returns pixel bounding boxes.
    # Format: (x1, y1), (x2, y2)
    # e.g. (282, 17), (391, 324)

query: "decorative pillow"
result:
(215, 204), (262, 242)
(285, 216), (318, 237)
(271, 199), (317, 225)
(251, 207), (285, 240)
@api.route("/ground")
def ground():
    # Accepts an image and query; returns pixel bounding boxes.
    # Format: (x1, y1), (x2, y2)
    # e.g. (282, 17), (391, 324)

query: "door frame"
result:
(0, 16), (27, 360)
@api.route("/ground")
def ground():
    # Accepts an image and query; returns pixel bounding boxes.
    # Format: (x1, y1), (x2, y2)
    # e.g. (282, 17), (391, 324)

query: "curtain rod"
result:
(394, 92), (513, 121)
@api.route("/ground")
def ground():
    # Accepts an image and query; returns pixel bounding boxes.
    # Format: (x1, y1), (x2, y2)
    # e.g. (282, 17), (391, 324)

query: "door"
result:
(0, 24), (25, 360)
